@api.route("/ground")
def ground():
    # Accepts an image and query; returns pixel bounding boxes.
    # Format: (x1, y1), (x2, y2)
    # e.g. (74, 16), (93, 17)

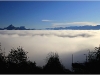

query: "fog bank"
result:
(0, 30), (99, 70)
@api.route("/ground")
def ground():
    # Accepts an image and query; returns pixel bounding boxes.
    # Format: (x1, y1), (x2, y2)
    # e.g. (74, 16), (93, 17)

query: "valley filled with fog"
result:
(0, 30), (100, 70)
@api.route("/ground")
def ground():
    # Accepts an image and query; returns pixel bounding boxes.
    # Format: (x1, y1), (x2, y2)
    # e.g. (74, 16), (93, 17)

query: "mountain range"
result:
(1, 24), (100, 30)
(46, 25), (100, 30)
(0, 24), (36, 30)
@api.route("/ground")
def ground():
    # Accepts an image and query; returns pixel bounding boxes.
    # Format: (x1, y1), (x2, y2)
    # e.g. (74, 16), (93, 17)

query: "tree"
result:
(87, 45), (100, 62)
(43, 52), (68, 74)
(7, 46), (28, 64)
(84, 45), (100, 73)
(0, 43), (7, 73)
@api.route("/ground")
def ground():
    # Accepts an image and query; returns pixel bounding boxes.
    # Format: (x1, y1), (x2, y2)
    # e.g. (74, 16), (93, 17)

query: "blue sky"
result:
(0, 1), (100, 29)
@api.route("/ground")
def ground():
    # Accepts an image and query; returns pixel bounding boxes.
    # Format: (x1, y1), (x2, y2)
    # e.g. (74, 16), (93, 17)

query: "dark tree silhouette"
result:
(7, 46), (28, 64)
(72, 45), (100, 74)
(0, 43), (7, 73)
(43, 52), (71, 74)
(3, 43), (100, 74)
(6, 46), (29, 73)
(6, 46), (42, 74)
(85, 45), (100, 73)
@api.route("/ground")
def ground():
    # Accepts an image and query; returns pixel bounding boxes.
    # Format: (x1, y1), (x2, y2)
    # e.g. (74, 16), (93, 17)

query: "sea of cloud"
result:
(0, 30), (100, 70)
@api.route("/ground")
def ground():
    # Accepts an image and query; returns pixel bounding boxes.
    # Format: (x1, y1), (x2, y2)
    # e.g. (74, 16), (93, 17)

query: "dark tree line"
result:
(72, 45), (100, 74)
(0, 43), (71, 74)
(0, 43), (100, 74)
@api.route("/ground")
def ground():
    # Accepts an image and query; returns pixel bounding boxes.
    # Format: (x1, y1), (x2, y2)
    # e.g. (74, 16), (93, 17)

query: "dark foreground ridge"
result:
(0, 43), (100, 74)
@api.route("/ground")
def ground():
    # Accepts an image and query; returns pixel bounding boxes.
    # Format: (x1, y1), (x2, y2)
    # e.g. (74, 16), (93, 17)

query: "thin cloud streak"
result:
(52, 22), (100, 27)
(42, 20), (53, 22)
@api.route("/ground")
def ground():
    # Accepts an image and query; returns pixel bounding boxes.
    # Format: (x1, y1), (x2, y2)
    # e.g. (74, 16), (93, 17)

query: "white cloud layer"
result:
(52, 22), (100, 27)
(0, 30), (100, 70)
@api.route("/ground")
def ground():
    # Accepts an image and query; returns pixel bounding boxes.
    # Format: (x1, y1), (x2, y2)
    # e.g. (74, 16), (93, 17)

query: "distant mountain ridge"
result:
(1, 24), (100, 30)
(46, 25), (100, 30)
(0, 24), (35, 30)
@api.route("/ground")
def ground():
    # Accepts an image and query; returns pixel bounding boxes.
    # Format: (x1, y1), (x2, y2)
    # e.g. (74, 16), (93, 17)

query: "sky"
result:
(1, 1), (100, 29)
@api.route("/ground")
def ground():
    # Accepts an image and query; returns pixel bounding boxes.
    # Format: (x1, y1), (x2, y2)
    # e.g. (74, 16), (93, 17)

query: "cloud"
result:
(0, 30), (93, 38)
(0, 30), (100, 69)
(52, 22), (100, 27)
(42, 20), (53, 22)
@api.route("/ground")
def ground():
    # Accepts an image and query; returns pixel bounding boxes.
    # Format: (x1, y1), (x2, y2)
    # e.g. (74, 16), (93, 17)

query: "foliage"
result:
(88, 45), (100, 62)
(7, 46), (28, 64)
(43, 52), (69, 73)
(72, 45), (100, 74)
(4, 43), (100, 73)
